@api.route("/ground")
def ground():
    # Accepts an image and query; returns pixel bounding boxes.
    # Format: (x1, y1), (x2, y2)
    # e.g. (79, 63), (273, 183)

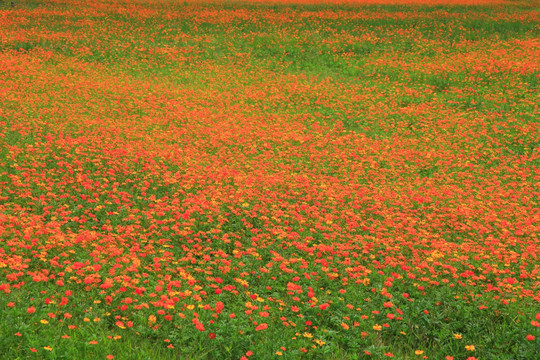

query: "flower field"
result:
(0, 0), (539, 359)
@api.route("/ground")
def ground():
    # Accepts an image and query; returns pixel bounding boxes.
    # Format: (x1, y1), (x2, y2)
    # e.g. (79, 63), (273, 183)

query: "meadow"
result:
(0, 0), (539, 359)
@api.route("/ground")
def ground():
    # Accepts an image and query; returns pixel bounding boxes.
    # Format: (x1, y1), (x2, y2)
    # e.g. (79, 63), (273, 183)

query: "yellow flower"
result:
(314, 339), (326, 346)
(43, 346), (53, 351)
(275, 351), (283, 356)
(373, 324), (382, 331)
(415, 350), (424, 355)
(465, 345), (475, 351)
(303, 332), (313, 338)
(40, 319), (49, 324)
(454, 333), (462, 339)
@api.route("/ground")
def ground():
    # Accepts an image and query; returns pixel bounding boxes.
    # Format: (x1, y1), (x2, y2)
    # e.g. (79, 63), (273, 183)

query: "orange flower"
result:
(255, 323), (268, 331)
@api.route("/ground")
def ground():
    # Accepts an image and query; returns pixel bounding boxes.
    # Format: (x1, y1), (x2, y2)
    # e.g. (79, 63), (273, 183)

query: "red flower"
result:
(215, 301), (224, 314)
(255, 323), (268, 331)
(208, 333), (216, 339)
